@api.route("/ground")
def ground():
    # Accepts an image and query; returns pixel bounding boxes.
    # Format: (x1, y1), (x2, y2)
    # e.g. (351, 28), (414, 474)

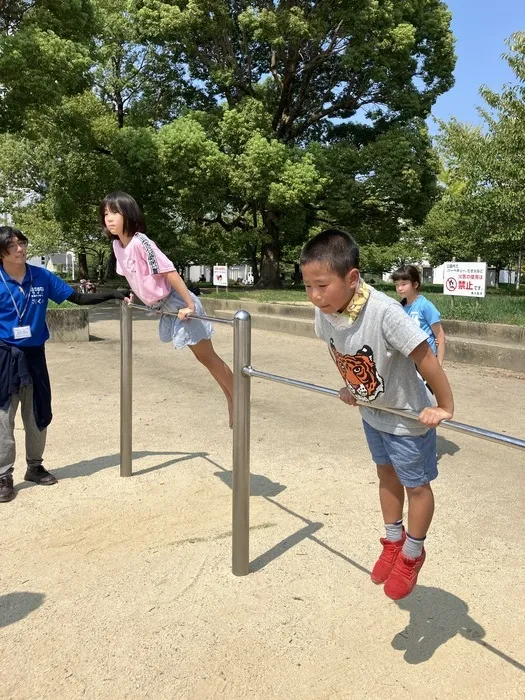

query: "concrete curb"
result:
(201, 298), (525, 373)
(47, 308), (89, 342)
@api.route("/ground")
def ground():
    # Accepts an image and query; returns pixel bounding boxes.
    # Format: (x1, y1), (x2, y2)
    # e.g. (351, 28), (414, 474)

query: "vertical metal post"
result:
(450, 256), (456, 309)
(232, 310), (251, 575)
(120, 302), (133, 477)
(476, 255), (482, 307)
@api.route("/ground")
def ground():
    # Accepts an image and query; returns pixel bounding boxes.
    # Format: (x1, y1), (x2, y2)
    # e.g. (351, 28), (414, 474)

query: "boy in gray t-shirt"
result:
(300, 229), (454, 601)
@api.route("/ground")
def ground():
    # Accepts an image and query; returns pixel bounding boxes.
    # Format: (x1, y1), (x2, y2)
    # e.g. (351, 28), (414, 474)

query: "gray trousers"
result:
(0, 384), (47, 477)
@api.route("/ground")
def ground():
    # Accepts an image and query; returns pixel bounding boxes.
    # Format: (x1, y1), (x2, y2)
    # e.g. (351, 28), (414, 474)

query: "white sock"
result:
(402, 533), (425, 558)
(385, 519), (403, 542)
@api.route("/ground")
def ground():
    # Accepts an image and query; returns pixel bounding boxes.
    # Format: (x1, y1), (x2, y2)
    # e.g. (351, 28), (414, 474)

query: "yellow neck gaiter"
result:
(342, 278), (371, 325)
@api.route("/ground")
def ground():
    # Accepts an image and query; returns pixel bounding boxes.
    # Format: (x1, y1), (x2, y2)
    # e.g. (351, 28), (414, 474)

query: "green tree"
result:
(1, 1), (455, 286)
(0, 1), (185, 276)
(422, 33), (525, 287)
(0, 0), (96, 132)
(134, 0), (454, 286)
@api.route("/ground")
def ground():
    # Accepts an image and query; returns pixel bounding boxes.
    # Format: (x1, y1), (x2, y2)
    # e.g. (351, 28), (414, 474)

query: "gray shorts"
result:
(362, 419), (438, 488)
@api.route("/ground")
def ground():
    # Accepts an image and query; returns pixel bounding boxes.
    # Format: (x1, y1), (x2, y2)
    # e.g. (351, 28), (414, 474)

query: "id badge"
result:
(13, 325), (32, 340)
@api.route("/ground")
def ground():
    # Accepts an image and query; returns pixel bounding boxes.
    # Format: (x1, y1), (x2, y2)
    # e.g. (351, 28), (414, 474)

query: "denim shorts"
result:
(362, 419), (438, 488)
(151, 290), (214, 349)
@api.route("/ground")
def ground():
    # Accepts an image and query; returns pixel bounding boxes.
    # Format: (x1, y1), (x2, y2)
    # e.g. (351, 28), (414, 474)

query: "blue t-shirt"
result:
(403, 295), (441, 355)
(0, 264), (73, 347)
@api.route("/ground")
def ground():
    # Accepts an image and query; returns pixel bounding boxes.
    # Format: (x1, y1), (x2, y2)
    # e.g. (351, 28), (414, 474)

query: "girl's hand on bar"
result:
(178, 305), (195, 320)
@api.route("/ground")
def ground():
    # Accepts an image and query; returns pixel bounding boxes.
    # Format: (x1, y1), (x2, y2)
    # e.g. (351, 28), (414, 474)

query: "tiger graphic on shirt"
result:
(329, 339), (384, 402)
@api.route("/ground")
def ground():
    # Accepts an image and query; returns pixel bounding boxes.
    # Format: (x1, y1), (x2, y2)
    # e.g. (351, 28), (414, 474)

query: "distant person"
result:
(300, 229), (454, 600)
(0, 226), (129, 502)
(392, 266), (446, 365)
(100, 191), (233, 426)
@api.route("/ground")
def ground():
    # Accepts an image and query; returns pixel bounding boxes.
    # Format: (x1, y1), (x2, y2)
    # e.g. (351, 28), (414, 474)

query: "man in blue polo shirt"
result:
(0, 226), (128, 502)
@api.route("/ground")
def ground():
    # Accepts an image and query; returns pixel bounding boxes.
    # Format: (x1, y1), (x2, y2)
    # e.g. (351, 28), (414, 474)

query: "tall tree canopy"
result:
(1, 1), (455, 284)
(0, 0), (95, 132)
(422, 32), (525, 285)
(136, 0), (454, 285)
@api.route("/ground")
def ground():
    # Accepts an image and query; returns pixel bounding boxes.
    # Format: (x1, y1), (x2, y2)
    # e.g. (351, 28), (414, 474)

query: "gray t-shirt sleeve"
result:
(381, 302), (429, 358)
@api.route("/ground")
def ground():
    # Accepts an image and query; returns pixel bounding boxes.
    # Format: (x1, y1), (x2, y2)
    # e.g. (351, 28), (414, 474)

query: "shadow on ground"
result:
(214, 469), (286, 498)
(437, 435), (460, 460)
(393, 586), (525, 671)
(16, 451), (206, 491)
(12, 449), (523, 674)
(206, 456), (524, 673)
(0, 592), (45, 628)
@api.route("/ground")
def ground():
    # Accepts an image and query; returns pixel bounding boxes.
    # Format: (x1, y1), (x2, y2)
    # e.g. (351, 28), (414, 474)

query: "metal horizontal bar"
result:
(244, 366), (525, 452)
(127, 302), (234, 326)
(189, 313), (234, 326)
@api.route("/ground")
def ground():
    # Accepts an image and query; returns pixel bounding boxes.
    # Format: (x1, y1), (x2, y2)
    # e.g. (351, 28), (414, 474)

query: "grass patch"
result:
(411, 292), (525, 326)
(48, 300), (76, 308)
(52, 281), (523, 324)
(205, 286), (525, 325)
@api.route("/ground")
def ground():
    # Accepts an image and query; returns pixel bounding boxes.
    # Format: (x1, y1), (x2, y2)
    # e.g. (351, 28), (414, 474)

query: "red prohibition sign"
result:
(446, 277), (457, 291)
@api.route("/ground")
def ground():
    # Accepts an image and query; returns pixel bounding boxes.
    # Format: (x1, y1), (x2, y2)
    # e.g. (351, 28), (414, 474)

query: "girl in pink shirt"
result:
(100, 191), (233, 426)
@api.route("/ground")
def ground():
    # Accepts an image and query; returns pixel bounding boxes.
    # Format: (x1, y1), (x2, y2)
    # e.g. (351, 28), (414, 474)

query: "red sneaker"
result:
(384, 550), (426, 600)
(370, 530), (406, 584)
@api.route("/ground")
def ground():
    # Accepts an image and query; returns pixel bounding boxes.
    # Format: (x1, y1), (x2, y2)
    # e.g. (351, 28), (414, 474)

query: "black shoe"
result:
(0, 473), (16, 502)
(24, 466), (58, 486)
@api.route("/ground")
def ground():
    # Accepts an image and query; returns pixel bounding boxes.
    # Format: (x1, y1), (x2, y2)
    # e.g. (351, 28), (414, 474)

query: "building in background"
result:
(384, 261), (517, 287)
(27, 252), (76, 279)
(184, 264), (253, 285)
(424, 263), (516, 287)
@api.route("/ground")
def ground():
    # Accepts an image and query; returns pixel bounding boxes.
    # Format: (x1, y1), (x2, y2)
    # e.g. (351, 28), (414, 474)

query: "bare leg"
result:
(406, 484), (434, 539)
(189, 339), (234, 427)
(377, 464), (404, 524)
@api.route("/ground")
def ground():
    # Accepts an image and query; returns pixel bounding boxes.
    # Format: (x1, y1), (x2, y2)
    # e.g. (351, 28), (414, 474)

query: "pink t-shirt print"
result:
(113, 233), (175, 306)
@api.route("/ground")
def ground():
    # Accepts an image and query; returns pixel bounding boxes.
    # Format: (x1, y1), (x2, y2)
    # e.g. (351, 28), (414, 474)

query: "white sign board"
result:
(443, 261), (487, 297)
(213, 265), (228, 287)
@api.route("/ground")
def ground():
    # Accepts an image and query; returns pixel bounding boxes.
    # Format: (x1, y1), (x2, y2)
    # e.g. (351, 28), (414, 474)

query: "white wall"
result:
(185, 264), (253, 284)
(27, 252), (76, 277)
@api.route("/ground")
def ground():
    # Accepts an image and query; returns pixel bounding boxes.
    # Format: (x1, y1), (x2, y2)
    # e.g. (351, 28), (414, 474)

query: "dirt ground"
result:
(1, 305), (524, 699)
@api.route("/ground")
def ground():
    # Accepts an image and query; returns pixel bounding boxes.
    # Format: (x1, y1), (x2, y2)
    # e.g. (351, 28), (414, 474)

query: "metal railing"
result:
(244, 367), (525, 452)
(119, 302), (233, 477)
(120, 304), (525, 576)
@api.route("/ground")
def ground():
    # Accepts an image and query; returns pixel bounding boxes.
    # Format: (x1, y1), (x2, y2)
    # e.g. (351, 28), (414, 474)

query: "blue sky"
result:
(430, 0), (525, 130)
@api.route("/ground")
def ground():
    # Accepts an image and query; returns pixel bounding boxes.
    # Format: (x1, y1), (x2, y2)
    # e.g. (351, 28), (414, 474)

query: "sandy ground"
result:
(1, 305), (524, 700)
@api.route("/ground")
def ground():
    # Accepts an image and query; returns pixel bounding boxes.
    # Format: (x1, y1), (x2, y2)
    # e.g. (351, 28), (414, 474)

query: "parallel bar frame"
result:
(232, 311), (252, 575)
(119, 305), (525, 578)
(120, 302), (133, 477)
(244, 367), (525, 452)
(127, 301), (233, 326)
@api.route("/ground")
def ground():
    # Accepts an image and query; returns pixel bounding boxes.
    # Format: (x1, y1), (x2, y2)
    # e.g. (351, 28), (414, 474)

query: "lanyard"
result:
(0, 265), (33, 323)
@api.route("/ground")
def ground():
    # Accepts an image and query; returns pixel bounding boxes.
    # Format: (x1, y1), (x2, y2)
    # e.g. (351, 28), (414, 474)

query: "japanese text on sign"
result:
(443, 262), (487, 298)
(213, 265), (228, 287)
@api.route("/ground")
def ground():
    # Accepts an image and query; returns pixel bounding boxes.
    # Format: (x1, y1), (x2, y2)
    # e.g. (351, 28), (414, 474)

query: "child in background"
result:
(392, 265), (446, 366)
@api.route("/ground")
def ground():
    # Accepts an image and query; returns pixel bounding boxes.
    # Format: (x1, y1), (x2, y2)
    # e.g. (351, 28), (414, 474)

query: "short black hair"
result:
(392, 265), (421, 289)
(99, 191), (146, 240)
(300, 229), (360, 278)
(0, 226), (29, 260)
